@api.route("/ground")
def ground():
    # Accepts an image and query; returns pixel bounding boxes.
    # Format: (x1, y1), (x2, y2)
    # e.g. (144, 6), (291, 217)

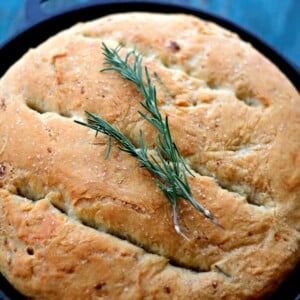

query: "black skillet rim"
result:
(0, 1), (299, 299)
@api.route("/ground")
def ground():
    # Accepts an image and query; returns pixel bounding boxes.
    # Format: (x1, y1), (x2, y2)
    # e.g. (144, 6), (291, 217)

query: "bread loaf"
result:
(0, 12), (299, 299)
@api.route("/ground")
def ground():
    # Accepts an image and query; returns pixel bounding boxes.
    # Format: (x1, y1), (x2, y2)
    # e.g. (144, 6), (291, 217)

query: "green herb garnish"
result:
(214, 265), (231, 278)
(75, 43), (219, 238)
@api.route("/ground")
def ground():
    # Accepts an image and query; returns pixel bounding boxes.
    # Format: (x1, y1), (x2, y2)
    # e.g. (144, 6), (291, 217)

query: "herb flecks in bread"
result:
(76, 43), (219, 238)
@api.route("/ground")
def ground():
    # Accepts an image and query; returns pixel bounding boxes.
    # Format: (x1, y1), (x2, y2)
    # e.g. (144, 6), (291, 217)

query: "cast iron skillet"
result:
(0, 1), (299, 299)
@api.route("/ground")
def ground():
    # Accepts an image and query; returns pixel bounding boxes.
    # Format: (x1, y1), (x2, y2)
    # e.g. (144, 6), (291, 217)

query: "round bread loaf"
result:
(0, 12), (299, 300)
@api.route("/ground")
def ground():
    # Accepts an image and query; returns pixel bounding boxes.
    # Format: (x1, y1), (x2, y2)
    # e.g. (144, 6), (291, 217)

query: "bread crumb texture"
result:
(0, 13), (299, 300)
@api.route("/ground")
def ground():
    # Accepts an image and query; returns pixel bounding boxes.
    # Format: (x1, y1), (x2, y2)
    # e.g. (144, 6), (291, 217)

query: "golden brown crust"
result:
(0, 12), (299, 299)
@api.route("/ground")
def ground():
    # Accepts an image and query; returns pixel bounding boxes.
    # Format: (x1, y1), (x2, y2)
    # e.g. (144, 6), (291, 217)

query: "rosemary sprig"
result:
(214, 265), (231, 278)
(75, 43), (219, 238)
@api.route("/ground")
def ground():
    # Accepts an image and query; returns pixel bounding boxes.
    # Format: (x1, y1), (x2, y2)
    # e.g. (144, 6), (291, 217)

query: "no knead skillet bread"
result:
(0, 12), (299, 300)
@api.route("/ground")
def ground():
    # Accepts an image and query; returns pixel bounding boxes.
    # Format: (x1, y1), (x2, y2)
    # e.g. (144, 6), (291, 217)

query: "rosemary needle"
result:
(75, 43), (219, 238)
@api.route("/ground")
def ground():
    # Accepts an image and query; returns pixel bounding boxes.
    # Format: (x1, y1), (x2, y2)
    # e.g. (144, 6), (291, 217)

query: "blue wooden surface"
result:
(0, 0), (299, 70)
